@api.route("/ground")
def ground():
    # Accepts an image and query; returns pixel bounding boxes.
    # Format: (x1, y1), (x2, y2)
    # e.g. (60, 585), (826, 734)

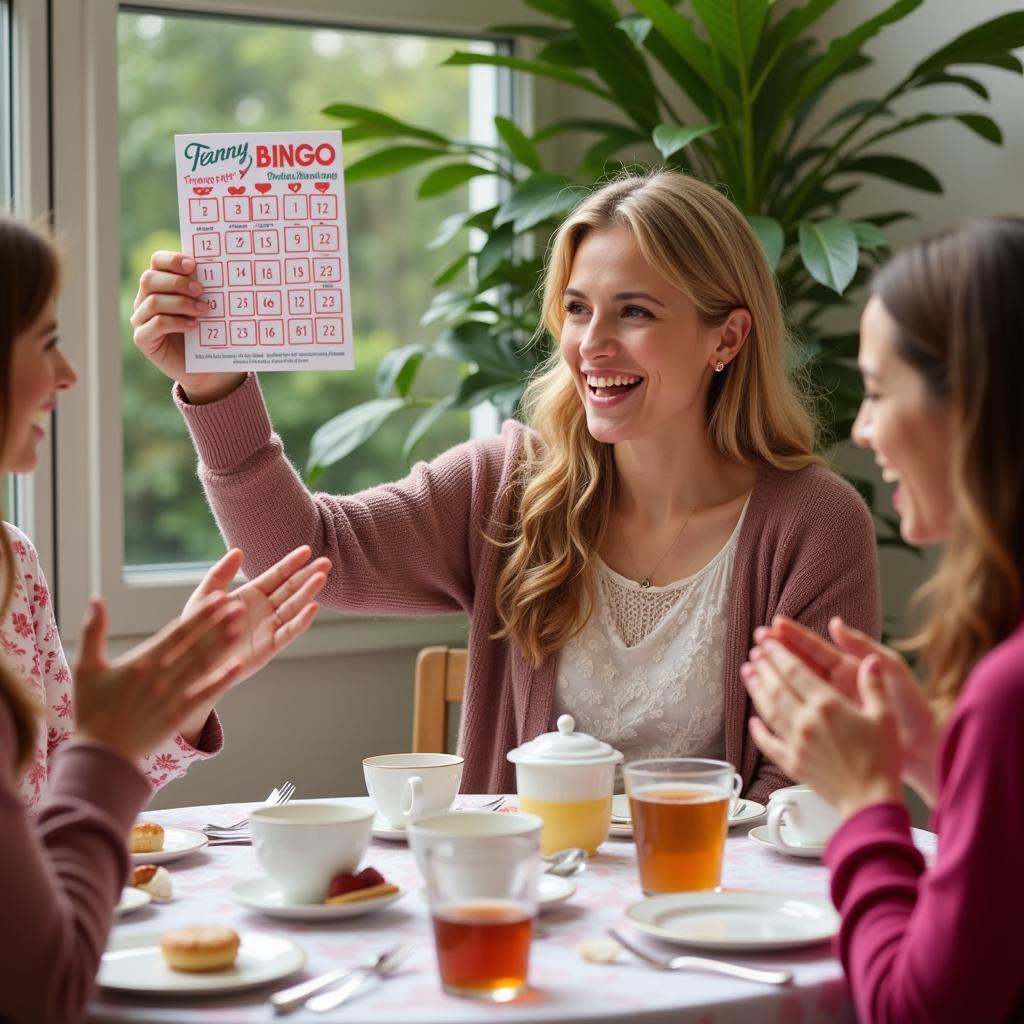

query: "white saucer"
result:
(370, 815), (410, 842)
(115, 887), (152, 916)
(131, 827), (209, 865)
(748, 824), (826, 859)
(538, 873), (576, 908)
(609, 795), (766, 838)
(99, 930), (305, 994)
(626, 890), (840, 951)
(230, 877), (405, 921)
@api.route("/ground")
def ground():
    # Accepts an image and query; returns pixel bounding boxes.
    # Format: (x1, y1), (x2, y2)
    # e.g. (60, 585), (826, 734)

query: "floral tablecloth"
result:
(89, 798), (937, 1024)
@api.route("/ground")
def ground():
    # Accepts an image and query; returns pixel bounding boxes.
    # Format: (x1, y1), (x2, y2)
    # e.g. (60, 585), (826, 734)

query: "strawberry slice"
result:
(327, 866), (386, 899)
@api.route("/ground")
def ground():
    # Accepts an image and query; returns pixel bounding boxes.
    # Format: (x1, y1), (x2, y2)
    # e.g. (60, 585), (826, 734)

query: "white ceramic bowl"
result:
(249, 802), (373, 903)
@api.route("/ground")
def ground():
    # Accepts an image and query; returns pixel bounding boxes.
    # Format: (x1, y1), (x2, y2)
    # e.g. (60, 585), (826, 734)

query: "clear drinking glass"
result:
(423, 835), (539, 1002)
(623, 758), (736, 894)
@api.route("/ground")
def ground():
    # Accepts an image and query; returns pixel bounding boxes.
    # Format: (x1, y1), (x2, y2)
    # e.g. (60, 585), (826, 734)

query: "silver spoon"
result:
(543, 847), (588, 877)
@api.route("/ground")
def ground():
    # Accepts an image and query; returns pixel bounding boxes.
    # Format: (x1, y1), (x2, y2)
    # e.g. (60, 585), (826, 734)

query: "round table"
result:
(89, 797), (937, 1024)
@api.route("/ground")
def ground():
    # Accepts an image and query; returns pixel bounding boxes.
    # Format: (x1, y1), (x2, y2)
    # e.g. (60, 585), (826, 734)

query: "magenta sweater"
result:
(825, 619), (1024, 1023)
(177, 374), (880, 799)
(0, 700), (150, 1024)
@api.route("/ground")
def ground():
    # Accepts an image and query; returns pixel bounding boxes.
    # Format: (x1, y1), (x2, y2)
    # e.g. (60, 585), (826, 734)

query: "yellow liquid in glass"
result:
(518, 795), (612, 855)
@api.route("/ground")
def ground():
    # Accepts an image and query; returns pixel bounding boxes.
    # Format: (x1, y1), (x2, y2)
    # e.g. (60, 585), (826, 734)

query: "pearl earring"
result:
(714, 360), (725, 372)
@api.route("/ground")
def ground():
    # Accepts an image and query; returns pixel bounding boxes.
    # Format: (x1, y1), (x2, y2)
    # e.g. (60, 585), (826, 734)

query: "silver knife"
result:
(270, 967), (354, 1015)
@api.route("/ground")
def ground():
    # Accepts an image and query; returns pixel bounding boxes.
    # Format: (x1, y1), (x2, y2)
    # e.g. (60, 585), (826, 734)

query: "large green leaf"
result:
(417, 163), (493, 198)
(320, 103), (448, 145)
(427, 207), (496, 251)
(375, 344), (428, 399)
(434, 321), (523, 378)
(630, 0), (735, 106)
(748, 215), (785, 270)
(791, 0), (924, 111)
(402, 395), (458, 461)
(442, 52), (612, 100)
(433, 251), (471, 287)
(345, 145), (446, 182)
(860, 111), (1002, 148)
(568, 0), (660, 129)
(798, 219), (859, 294)
(307, 398), (406, 480)
(852, 222), (888, 252)
(918, 71), (989, 99)
(475, 223), (516, 282)
(839, 154), (943, 194)
(494, 173), (581, 233)
(753, 0), (840, 88)
(494, 117), (543, 172)
(911, 13), (1024, 78)
(537, 36), (589, 67)
(652, 123), (720, 159)
(690, 0), (769, 74)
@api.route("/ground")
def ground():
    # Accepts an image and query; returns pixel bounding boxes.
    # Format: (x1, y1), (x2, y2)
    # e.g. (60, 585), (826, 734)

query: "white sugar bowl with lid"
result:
(507, 714), (623, 855)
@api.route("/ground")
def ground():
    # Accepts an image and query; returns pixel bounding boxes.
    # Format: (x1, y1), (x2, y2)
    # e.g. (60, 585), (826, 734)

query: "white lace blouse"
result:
(554, 499), (749, 767)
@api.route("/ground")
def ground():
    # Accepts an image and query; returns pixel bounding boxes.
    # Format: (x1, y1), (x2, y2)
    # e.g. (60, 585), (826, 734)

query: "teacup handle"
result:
(766, 799), (798, 851)
(401, 776), (425, 822)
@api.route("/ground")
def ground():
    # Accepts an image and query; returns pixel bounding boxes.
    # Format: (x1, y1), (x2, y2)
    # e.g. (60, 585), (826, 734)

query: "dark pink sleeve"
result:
(0, 703), (151, 1024)
(825, 655), (1024, 1023)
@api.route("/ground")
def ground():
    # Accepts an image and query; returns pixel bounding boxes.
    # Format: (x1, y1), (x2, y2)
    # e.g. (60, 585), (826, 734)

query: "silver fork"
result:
(608, 929), (793, 985)
(269, 944), (413, 1014)
(202, 781), (295, 833)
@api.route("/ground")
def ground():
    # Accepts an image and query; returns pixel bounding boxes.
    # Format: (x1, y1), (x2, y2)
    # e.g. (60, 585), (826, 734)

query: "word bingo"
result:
(174, 130), (354, 372)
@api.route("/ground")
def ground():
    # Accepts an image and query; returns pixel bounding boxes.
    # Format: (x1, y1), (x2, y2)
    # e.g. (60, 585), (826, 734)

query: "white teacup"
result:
(766, 785), (840, 850)
(407, 811), (543, 895)
(249, 802), (373, 903)
(363, 753), (464, 829)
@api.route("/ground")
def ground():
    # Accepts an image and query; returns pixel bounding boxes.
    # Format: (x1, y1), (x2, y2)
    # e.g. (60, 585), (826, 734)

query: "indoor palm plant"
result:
(310, 0), (1024, 541)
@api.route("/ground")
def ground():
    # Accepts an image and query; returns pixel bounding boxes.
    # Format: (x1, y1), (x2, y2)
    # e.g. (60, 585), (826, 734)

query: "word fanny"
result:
(183, 142), (337, 176)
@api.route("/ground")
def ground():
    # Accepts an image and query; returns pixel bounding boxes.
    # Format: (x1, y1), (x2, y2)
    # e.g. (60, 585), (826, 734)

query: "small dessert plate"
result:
(130, 828), (208, 865)
(99, 930), (305, 994)
(538, 873), (576, 908)
(609, 795), (766, 837)
(748, 824), (826, 859)
(231, 877), (405, 921)
(115, 887), (152, 916)
(370, 815), (409, 843)
(626, 890), (840, 951)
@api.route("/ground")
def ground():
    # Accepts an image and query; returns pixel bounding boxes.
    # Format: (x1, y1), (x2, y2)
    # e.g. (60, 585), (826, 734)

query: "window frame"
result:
(44, 0), (534, 655)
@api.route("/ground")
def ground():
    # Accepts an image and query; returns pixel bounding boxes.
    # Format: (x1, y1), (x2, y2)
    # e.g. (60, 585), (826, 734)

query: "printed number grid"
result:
(190, 189), (344, 351)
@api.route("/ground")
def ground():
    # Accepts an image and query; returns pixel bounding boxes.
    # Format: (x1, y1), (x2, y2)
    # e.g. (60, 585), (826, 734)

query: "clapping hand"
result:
(73, 593), (244, 763)
(752, 616), (940, 805)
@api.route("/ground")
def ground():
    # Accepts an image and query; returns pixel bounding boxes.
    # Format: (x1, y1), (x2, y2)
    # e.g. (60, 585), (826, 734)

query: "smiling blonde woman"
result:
(132, 169), (880, 799)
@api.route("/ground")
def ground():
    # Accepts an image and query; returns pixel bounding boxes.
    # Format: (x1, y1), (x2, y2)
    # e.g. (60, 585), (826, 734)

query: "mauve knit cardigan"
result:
(177, 374), (880, 801)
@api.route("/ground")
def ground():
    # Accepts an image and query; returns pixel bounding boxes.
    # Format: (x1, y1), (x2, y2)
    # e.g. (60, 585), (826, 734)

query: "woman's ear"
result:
(711, 308), (752, 370)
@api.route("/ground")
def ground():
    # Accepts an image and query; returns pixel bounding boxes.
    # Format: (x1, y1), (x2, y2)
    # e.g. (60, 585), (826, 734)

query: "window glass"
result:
(119, 11), (492, 566)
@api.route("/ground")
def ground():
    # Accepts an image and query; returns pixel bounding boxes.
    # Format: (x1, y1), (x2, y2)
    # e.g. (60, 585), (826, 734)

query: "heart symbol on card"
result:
(314, 182), (330, 193)
(255, 183), (272, 194)
(192, 187), (213, 196)
(288, 183), (302, 193)
(227, 186), (246, 195)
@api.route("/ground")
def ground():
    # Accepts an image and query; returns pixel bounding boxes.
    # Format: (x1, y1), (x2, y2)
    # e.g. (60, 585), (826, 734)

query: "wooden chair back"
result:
(412, 646), (467, 753)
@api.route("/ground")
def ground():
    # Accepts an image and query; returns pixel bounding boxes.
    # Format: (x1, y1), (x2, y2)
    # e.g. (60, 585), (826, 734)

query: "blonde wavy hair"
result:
(494, 170), (820, 666)
(873, 219), (1024, 710)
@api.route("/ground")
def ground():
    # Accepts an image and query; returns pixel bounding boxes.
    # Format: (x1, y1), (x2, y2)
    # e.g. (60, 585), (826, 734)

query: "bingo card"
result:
(174, 130), (353, 373)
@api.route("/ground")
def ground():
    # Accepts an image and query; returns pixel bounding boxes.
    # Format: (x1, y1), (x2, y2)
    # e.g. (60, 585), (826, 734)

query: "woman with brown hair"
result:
(0, 216), (327, 1023)
(743, 218), (1024, 1021)
(132, 169), (880, 798)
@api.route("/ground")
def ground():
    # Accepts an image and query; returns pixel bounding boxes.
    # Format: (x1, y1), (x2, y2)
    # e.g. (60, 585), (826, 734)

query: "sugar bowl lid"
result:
(507, 714), (623, 766)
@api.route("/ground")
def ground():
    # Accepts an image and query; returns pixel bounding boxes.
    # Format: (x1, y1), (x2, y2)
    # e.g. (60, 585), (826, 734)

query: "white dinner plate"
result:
(99, 930), (305, 994)
(230, 877), (406, 921)
(625, 890), (840, 951)
(131, 827), (209, 865)
(609, 795), (766, 838)
(747, 824), (826, 860)
(115, 887), (152, 916)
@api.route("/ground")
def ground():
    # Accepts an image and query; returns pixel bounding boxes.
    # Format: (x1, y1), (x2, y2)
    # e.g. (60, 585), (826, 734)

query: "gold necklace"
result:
(619, 506), (696, 589)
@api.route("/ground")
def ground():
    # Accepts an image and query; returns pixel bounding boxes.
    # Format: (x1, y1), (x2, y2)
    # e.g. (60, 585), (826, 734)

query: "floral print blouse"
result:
(4, 524), (222, 813)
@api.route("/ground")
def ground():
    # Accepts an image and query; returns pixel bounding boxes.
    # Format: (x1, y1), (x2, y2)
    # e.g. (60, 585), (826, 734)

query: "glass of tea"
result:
(623, 758), (736, 894)
(423, 834), (539, 1002)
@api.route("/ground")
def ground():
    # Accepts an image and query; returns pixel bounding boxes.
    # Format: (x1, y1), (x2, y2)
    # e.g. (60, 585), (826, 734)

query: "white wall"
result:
(151, 0), (1024, 810)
